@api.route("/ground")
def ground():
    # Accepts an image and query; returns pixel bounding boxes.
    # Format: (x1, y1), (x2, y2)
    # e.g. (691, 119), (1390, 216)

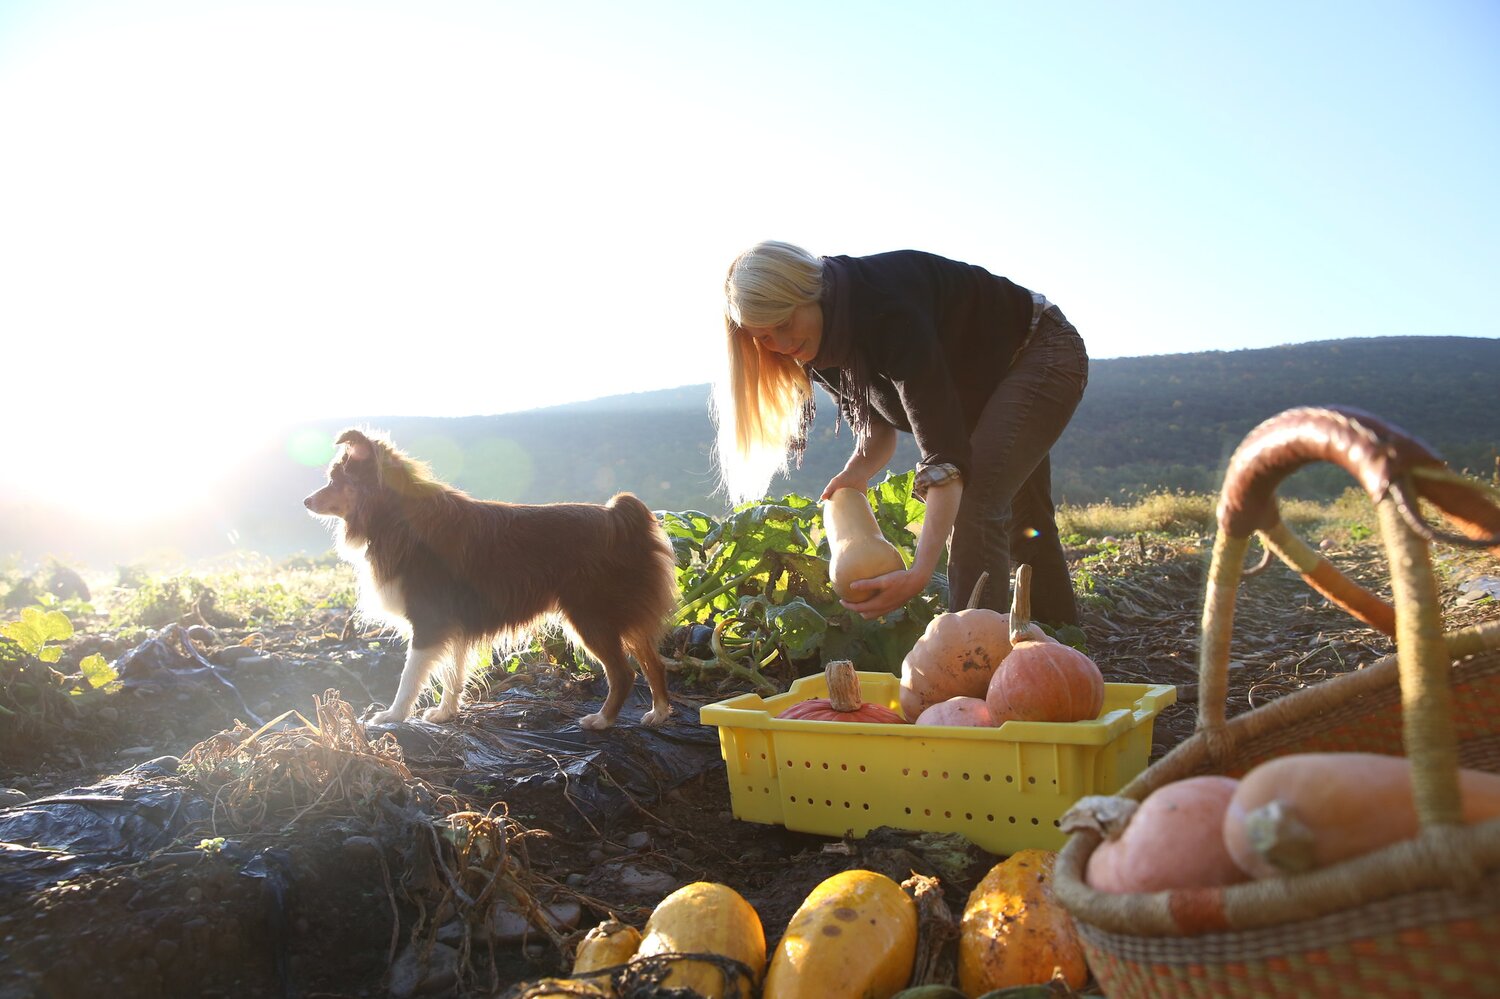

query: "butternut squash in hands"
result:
(823, 488), (906, 600)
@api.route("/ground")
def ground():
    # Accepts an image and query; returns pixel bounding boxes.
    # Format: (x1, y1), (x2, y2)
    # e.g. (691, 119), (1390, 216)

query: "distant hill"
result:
(5, 336), (1496, 564)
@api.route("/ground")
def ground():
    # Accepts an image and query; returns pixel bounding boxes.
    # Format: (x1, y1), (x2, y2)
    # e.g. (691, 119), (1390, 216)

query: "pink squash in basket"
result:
(1085, 776), (1250, 894)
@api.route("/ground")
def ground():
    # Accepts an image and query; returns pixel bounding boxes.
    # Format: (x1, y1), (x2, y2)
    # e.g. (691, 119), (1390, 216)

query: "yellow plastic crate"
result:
(700, 671), (1176, 854)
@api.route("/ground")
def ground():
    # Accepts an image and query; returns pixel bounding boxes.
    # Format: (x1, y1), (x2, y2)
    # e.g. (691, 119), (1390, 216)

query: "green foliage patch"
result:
(664, 471), (944, 685)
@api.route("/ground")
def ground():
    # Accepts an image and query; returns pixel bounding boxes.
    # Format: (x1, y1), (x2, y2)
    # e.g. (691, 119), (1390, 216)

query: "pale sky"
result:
(2, 0), (1497, 522)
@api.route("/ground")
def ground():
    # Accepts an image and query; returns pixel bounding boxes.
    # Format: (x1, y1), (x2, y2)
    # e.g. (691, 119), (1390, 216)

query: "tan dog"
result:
(304, 429), (676, 729)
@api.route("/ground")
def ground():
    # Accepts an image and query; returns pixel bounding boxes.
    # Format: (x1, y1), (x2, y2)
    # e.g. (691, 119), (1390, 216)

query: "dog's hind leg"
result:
(369, 642), (447, 725)
(627, 636), (673, 727)
(572, 627), (638, 731)
(421, 644), (470, 724)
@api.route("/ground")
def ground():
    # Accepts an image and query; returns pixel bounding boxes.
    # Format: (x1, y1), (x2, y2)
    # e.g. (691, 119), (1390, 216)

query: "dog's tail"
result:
(604, 492), (679, 632)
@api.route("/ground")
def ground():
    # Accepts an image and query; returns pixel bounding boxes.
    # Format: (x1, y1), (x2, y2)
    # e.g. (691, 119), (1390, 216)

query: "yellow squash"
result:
(633, 882), (766, 998)
(504, 978), (612, 998)
(572, 917), (642, 975)
(763, 869), (917, 999)
(958, 849), (1088, 994)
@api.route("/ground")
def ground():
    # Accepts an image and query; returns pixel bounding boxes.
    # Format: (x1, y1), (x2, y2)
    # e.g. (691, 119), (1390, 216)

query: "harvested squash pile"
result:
(902, 565), (1104, 727)
(502, 853), (1092, 998)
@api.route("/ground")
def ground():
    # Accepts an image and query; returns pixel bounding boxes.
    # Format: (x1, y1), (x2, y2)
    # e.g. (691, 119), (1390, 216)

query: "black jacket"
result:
(809, 249), (1035, 480)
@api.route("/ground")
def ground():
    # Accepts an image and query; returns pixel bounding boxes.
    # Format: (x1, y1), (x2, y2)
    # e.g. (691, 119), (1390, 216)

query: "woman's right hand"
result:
(821, 471), (869, 500)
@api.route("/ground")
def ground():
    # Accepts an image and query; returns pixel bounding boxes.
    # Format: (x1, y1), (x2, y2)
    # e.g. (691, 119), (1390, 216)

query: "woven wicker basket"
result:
(1053, 406), (1500, 998)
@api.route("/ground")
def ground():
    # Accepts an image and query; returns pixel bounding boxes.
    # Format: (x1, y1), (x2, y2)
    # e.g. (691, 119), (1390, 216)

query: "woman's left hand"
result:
(840, 568), (929, 620)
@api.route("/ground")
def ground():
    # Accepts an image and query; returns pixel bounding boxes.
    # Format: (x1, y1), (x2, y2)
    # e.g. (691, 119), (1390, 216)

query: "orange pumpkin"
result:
(958, 849), (1088, 993)
(986, 565), (1104, 723)
(778, 661), (906, 724)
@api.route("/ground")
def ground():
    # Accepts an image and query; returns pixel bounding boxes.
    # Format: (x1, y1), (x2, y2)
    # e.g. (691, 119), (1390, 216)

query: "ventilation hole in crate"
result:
(790, 795), (798, 803)
(825, 799), (832, 807)
(983, 774), (992, 783)
(923, 808), (932, 817)
(840, 763), (848, 771)
(804, 761), (812, 768)
(844, 801), (851, 809)
(1005, 775), (1014, 783)
(1008, 816), (1017, 824)
(863, 803), (870, 810)
(965, 812), (974, 820)
(944, 810), (952, 819)
(941, 771), (949, 779)
(904, 807), (913, 815)
(921, 770), (929, 778)
(822, 763), (829, 770)
(1052, 819), (1060, 826)
(859, 765), (867, 773)
(902, 768), (910, 777)
(1052, 778), (1058, 785)
(1027, 776), (1037, 785)
(786, 760), (793, 768)
(986, 814), (995, 822)
(1031, 817), (1040, 825)
(962, 772), (970, 781)
(760, 753), (767, 760)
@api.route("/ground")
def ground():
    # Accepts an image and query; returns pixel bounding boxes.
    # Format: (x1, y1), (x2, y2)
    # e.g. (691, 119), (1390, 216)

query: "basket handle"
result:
(1199, 405), (1500, 830)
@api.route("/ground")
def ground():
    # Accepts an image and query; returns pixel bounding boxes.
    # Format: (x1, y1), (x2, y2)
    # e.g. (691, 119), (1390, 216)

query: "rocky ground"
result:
(1, 535), (1495, 998)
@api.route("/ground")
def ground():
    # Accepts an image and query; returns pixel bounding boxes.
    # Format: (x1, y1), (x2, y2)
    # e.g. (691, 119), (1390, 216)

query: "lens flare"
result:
(286, 428), (336, 468)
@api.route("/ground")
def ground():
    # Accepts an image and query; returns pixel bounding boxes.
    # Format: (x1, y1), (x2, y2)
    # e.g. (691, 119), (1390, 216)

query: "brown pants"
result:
(947, 302), (1088, 624)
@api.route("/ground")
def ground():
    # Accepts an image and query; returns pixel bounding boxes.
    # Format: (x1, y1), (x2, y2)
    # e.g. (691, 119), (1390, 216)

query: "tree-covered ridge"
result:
(3, 336), (1495, 563)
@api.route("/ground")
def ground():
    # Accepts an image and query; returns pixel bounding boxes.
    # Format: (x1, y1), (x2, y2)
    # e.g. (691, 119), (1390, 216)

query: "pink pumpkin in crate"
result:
(915, 695), (998, 727)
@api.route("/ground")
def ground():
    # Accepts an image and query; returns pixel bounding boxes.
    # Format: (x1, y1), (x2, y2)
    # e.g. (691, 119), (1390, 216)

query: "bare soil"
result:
(1, 537), (1495, 998)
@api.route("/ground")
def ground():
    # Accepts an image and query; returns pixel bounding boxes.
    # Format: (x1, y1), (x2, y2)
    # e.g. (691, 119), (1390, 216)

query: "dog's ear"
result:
(335, 430), (375, 463)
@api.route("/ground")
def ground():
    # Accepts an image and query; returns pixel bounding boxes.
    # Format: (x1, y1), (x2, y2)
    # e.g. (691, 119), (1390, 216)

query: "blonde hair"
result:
(715, 241), (824, 502)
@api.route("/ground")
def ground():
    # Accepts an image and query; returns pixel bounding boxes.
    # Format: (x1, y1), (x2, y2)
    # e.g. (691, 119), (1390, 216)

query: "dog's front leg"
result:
(368, 643), (446, 725)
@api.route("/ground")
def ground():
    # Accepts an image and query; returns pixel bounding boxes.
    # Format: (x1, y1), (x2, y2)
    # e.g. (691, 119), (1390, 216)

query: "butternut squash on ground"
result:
(959, 849), (1088, 994)
(633, 882), (766, 998)
(763, 869), (917, 999)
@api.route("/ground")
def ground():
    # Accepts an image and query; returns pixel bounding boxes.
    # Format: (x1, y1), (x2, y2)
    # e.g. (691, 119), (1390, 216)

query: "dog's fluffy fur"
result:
(304, 429), (677, 730)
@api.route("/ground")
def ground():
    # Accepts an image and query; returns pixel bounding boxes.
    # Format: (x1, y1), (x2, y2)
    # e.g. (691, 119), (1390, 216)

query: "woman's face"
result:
(739, 302), (823, 364)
